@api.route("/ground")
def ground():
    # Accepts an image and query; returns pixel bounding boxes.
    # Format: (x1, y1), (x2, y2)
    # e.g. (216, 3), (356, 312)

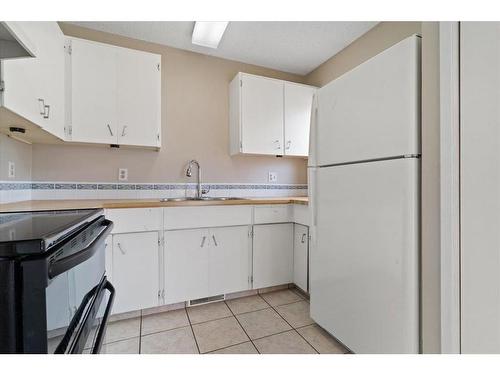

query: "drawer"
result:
(253, 204), (293, 224)
(293, 204), (310, 226)
(105, 208), (163, 233)
(164, 205), (252, 230)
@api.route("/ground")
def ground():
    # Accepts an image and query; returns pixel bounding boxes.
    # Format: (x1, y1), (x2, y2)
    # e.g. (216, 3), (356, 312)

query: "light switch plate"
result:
(118, 168), (128, 181)
(268, 171), (277, 182)
(8, 162), (15, 178)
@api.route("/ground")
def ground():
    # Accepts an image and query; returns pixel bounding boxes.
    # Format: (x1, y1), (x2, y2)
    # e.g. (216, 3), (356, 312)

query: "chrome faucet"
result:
(186, 160), (209, 198)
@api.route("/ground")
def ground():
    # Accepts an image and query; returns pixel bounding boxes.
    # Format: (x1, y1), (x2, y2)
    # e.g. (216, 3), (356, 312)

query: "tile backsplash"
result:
(0, 181), (308, 204)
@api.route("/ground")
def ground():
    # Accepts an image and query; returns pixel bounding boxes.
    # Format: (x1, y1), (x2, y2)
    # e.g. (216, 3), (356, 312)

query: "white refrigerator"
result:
(309, 35), (421, 354)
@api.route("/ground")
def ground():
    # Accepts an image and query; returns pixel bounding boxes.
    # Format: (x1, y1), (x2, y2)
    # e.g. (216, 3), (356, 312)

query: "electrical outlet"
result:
(118, 168), (128, 181)
(8, 162), (15, 178)
(268, 171), (277, 183)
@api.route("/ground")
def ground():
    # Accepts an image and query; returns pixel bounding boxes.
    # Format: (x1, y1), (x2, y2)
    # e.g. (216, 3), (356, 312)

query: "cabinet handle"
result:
(121, 125), (127, 137)
(38, 98), (45, 115)
(200, 236), (206, 248)
(212, 235), (218, 247)
(117, 242), (126, 254)
(286, 140), (291, 150)
(301, 233), (306, 243)
(107, 124), (114, 136)
(274, 140), (281, 150)
(43, 105), (50, 119)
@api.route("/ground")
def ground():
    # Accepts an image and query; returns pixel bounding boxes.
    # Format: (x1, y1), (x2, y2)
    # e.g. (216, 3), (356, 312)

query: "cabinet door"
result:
(112, 232), (160, 314)
(284, 83), (315, 157)
(241, 74), (284, 155)
(253, 223), (293, 289)
(2, 22), (65, 137)
(70, 38), (117, 144)
(164, 229), (209, 304)
(293, 224), (309, 292)
(208, 226), (251, 296)
(117, 48), (161, 147)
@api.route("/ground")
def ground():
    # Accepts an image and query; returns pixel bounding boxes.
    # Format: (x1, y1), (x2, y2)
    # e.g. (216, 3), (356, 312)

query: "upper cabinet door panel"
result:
(2, 22), (65, 136)
(284, 83), (315, 157)
(70, 38), (117, 144)
(316, 35), (421, 166)
(241, 74), (284, 155)
(116, 48), (161, 147)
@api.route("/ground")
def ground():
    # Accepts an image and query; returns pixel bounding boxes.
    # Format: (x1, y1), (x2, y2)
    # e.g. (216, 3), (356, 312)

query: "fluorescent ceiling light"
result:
(192, 21), (229, 49)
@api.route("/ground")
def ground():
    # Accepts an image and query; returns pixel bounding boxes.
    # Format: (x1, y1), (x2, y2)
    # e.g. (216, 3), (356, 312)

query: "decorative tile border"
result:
(0, 181), (308, 204)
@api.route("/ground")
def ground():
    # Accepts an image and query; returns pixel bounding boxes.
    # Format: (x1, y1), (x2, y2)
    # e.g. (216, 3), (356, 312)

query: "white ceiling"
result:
(69, 21), (378, 75)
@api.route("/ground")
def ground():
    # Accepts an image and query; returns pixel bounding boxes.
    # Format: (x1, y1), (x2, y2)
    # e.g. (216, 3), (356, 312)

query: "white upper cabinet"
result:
(1, 22), (66, 139)
(69, 38), (117, 145)
(284, 83), (315, 156)
(229, 72), (315, 157)
(116, 48), (161, 147)
(67, 38), (161, 148)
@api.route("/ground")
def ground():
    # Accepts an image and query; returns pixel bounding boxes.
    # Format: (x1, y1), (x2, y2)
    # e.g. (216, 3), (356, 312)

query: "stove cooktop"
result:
(0, 209), (103, 256)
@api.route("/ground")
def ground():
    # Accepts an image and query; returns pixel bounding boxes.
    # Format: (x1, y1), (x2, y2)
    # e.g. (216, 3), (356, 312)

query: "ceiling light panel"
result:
(192, 21), (229, 49)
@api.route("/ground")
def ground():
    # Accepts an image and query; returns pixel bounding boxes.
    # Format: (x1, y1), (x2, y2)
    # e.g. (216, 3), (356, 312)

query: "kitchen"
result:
(1, 2), (500, 370)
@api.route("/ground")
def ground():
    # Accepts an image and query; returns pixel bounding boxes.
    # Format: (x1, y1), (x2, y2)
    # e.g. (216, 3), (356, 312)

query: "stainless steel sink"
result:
(159, 197), (247, 202)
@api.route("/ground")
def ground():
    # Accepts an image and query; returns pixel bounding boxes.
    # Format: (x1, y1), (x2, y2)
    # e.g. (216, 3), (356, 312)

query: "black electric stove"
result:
(0, 209), (115, 354)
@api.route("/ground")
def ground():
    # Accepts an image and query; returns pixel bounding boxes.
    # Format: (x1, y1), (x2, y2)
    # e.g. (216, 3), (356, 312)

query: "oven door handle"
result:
(91, 280), (115, 354)
(48, 219), (113, 279)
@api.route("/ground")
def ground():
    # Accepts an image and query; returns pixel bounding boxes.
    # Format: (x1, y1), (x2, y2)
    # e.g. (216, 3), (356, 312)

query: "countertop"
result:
(0, 197), (308, 213)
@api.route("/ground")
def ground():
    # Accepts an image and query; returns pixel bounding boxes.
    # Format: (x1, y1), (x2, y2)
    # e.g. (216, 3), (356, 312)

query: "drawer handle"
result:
(200, 236), (206, 248)
(212, 235), (218, 247)
(107, 124), (114, 136)
(117, 242), (126, 254)
(38, 98), (45, 115)
(301, 233), (306, 243)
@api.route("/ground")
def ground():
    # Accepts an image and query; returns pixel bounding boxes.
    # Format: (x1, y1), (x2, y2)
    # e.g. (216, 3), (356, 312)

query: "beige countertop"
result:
(0, 197), (308, 213)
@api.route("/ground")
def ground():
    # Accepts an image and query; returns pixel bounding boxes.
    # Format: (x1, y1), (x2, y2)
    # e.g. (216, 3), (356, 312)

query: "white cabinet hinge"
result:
(157, 290), (161, 298)
(250, 275), (254, 283)
(0, 80), (4, 92)
(157, 63), (161, 71)
(248, 228), (254, 238)
(65, 43), (72, 55)
(162, 290), (165, 298)
(240, 141), (243, 151)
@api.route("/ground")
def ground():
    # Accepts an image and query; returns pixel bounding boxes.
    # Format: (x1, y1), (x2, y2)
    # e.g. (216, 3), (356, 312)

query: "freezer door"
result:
(316, 35), (421, 166)
(310, 158), (420, 353)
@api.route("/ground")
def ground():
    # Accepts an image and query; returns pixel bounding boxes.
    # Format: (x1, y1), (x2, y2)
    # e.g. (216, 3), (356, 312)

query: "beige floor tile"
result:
(276, 301), (314, 328)
(297, 324), (348, 354)
(209, 342), (258, 354)
(103, 337), (140, 354)
(226, 295), (270, 315)
(140, 326), (198, 354)
(187, 301), (232, 324)
(141, 309), (190, 335)
(105, 317), (140, 344)
(253, 330), (317, 354)
(260, 289), (303, 307)
(236, 308), (292, 340)
(192, 316), (249, 353)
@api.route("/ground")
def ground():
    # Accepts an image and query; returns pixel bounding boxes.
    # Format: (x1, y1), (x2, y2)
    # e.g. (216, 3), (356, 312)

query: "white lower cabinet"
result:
(252, 223), (294, 289)
(111, 232), (160, 314)
(208, 226), (252, 296)
(164, 226), (251, 304)
(164, 228), (209, 304)
(293, 224), (309, 292)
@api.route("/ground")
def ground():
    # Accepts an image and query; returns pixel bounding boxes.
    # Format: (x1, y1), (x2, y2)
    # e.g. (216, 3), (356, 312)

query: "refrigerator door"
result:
(310, 158), (420, 353)
(316, 35), (420, 166)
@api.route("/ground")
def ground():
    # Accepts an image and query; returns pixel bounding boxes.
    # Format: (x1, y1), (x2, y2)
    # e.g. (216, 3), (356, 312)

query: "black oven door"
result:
(45, 218), (114, 354)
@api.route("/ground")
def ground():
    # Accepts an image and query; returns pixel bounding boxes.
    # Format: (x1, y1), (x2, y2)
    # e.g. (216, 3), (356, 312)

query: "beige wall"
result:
(0, 133), (32, 180)
(305, 22), (422, 87)
(31, 23), (307, 184)
(420, 22), (441, 354)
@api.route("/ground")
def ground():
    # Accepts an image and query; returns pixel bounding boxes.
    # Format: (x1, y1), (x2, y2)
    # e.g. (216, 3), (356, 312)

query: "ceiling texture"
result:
(69, 21), (378, 75)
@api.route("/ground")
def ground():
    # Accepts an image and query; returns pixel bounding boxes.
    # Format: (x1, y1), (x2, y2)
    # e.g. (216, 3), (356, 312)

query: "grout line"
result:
(224, 300), (260, 354)
(294, 327), (320, 354)
(203, 340), (254, 354)
(189, 313), (234, 327)
(250, 328), (295, 343)
(138, 323), (191, 339)
(185, 307), (201, 354)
